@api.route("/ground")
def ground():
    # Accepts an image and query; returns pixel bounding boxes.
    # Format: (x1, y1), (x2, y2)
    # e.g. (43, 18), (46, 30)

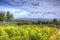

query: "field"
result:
(0, 24), (60, 40)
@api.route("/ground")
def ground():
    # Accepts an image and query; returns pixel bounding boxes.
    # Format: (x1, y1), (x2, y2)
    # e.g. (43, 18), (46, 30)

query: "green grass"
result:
(0, 25), (59, 40)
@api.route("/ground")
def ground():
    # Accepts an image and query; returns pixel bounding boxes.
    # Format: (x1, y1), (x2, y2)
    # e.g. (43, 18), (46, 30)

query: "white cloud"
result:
(13, 10), (29, 18)
(19, 11), (28, 15)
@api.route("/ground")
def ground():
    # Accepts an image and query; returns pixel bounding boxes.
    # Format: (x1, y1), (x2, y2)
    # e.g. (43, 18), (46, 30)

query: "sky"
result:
(0, 0), (60, 19)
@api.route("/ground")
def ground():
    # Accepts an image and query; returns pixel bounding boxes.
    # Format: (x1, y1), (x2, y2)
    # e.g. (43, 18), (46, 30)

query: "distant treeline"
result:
(14, 19), (60, 26)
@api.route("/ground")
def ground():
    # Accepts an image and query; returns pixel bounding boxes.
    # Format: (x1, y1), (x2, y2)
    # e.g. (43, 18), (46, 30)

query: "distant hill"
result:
(15, 18), (60, 21)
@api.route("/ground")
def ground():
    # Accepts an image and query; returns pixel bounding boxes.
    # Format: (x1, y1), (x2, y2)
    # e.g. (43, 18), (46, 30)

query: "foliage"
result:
(0, 25), (59, 40)
(6, 11), (13, 22)
(0, 12), (5, 22)
(0, 11), (13, 23)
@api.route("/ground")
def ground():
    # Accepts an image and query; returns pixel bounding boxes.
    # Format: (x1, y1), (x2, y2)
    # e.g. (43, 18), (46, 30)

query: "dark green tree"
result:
(53, 19), (57, 23)
(0, 12), (5, 22)
(6, 11), (13, 22)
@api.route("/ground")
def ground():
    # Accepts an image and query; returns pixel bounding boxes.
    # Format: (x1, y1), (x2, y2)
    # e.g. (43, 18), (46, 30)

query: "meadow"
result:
(0, 24), (60, 40)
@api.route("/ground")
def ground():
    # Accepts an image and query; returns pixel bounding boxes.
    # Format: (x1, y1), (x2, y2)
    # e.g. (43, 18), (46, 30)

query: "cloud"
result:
(0, 0), (60, 19)
(15, 11), (29, 15)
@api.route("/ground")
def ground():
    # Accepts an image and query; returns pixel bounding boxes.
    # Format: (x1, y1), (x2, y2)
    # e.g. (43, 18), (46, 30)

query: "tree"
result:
(0, 12), (5, 22)
(6, 11), (13, 22)
(53, 19), (57, 24)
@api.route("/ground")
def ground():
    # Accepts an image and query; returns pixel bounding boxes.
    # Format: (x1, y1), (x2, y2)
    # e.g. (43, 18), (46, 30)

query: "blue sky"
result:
(0, 0), (60, 19)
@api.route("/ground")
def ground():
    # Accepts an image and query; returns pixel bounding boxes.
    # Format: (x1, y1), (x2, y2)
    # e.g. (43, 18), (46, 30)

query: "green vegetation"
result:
(0, 11), (13, 24)
(0, 11), (60, 28)
(0, 25), (60, 40)
(0, 11), (60, 40)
